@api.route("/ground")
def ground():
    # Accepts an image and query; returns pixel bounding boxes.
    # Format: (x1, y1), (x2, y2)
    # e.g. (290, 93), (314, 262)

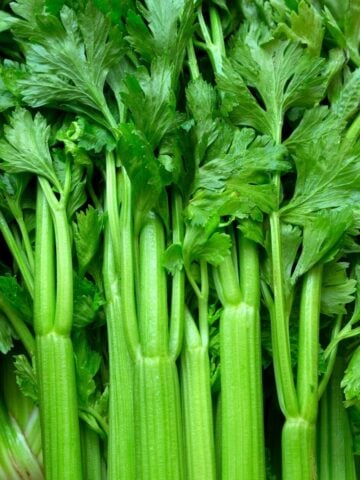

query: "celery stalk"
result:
(34, 186), (82, 479)
(180, 310), (216, 480)
(318, 357), (357, 480)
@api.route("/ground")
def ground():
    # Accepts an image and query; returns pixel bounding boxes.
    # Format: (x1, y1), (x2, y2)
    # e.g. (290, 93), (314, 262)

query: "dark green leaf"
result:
(13, 2), (122, 127)
(275, 1), (324, 56)
(14, 354), (38, 402)
(73, 275), (105, 328)
(73, 206), (104, 276)
(291, 209), (352, 282)
(342, 346), (360, 404)
(321, 262), (356, 316)
(0, 109), (60, 189)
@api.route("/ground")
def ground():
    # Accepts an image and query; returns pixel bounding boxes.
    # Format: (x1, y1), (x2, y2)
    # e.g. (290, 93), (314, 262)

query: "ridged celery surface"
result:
(34, 187), (82, 480)
(215, 236), (265, 480)
(181, 310), (216, 480)
(103, 157), (135, 480)
(318, 358), (357, 480)
(103, 229), (135, 479)
(133, 213), (184, 479)
(0, 1), (358, 478)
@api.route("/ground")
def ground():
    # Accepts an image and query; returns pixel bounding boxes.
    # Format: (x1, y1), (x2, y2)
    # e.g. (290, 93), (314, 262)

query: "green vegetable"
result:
(0, 1), (358, 479)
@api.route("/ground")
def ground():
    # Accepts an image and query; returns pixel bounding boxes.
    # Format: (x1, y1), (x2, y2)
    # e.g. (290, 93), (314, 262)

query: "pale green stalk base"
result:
(105, 296), (135, 480)
(135, 356), (184, 480)
(36, 334), (82, 480)
(80, 423), (102, 480)
(215, 394), (222, 480)
(318, 358), (356, 479)
(282, 418), (316, 480)
(103, 231), (135, 480)
(220, 303), (266, 480)
(181, 334), (216, 479)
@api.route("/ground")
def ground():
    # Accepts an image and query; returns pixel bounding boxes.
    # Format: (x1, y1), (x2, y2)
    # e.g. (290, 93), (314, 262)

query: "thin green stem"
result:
(185, 266), (202, 299)
(34, 185), (55, 335)
(323, 314), (360, 359)
(80, 422), (102, 480)
(318, 315), (343, 400)
(282, 418), (316, 480)
(106, 151), (122, 276)
(134, 356), (184, 480)
(269, 211), (298, 418)
(98, 94), (118, 133)
(297, 264), (323, 422)
(16, 215), (34, 272)
(197, 7), (213, 53)
(197, 6), (224, 75)
(169, 190), (185, 359)
(39, 178), (73, 335)
(199, 261), (209, 347)
(229, 226), (239, 280)
(0, 211), (34, 297)
(119, 168), (140, 360)
(187, 40), (200, 80)
(209, 7), (226, 63)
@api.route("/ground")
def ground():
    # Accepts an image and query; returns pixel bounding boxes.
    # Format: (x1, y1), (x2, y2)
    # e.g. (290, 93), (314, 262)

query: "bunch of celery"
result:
(0, 1), (358, 479)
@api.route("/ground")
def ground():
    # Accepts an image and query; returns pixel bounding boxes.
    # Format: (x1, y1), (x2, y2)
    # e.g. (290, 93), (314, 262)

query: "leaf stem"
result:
(187, 40), (200, 81)
(297, 264), (323, 422)
(199, 261), (209, 347)
(318, 357), (357, 479)
(318, 314), (343, 399)
(15, 214), (35, 272)
(180, 310), (216, 480)
(80, 422), (102, 480)
(269, 211), (298, 418)
(169, 190), (185, 359)
(197, 6), (224, 75)
(34, 185), (55, 335)
(0, 211), (34, 297)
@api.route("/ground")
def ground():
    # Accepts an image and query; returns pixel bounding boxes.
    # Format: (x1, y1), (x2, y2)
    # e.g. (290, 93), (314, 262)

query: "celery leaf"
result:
(73, 206), (104, 276)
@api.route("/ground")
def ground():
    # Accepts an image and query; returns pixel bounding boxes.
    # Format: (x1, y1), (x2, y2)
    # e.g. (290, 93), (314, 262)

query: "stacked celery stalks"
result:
(0, 0), (198, 478)
(204, 2), (360, 478)
(0, 0), (359, 479)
